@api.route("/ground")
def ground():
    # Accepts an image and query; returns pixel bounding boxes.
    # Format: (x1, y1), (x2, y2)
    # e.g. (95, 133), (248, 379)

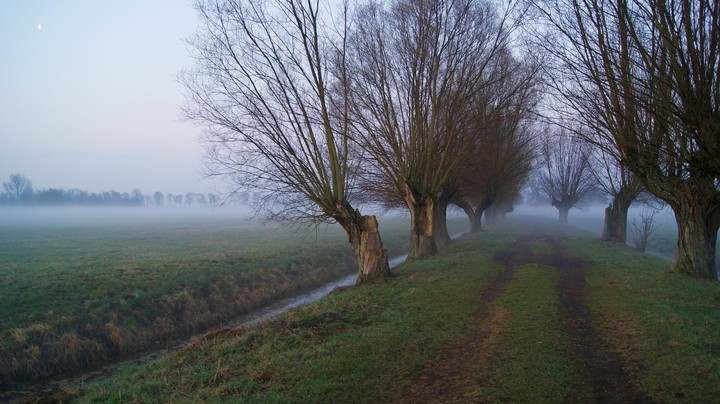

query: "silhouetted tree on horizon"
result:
(2, 174), (33, 205)
(540, 129), (594, 224)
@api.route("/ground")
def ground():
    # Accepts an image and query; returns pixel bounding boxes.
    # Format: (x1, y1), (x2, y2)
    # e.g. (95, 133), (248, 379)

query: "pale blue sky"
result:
(0, 0), (218, 195)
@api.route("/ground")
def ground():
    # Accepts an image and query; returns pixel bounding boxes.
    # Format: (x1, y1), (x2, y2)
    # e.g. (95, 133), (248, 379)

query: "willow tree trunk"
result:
(636, 174), (720, 279)
(555, 204), (570, 224)
(485, 201), (508, 226)
(671, 203), (720, 279)
(433, 191), (452, 247)
(471, 208), (483, 232)
(453, 198), (479, 233)
(601, 195), (632, 243)
(405, 186), (437, 262)
(336, 205), (390, 285)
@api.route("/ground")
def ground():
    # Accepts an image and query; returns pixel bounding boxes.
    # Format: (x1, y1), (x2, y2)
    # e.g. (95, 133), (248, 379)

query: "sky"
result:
(0, 0), (223, 195)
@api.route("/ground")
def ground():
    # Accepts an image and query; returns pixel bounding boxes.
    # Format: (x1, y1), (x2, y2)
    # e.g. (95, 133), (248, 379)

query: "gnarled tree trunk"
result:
(483, 200), (505, 226)
(601, 194), (632, 243)
(638, 176), (720, 279)
(473, 197), (495, 231)
(671, 201), (720, 279)
(433, 191), (453, 247)
(404, 186), (437, 262)
(335, 203), (390, 285)
(453, 198), (480, 233)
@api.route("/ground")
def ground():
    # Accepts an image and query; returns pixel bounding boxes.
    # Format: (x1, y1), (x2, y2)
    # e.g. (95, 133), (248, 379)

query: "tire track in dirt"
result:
(400, 235), (541, 403)
(544, 236), (652, 403)
(402, 233), (652, 403)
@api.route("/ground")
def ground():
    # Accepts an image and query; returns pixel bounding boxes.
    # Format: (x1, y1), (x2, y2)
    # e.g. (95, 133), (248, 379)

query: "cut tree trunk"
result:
(404, 185), (437, 262)
(335, 203), (390, 285)
(601, 195), (632, 243)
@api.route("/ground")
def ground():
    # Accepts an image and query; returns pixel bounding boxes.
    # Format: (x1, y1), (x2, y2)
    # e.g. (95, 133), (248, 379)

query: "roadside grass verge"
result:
(570, 236), (720, 402)
(77, 231), (509, 403)
(1, 212), (464, 389)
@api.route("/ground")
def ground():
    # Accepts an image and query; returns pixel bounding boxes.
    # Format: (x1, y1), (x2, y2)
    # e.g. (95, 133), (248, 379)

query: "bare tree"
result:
(631, 208), (659, 252)
(208, 193), (218, 206)
(451, 117), (537, 233)
(530, 0), (720, 278)
(182, 0), (389, 284)
(347, 0), (516, 261)
(2, 174), (33, 205)
(540, 129), (594, 223)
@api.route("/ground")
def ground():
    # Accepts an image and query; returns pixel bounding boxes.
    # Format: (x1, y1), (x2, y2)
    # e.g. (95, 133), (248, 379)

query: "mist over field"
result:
(0, 202), (680, 251)
(0, 201), (694, 270)
(0, 205), (254, 227)
(514, 203), (676, 234)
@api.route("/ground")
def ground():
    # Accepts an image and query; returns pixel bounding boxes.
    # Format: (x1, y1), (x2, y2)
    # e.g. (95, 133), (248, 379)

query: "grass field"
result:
(1, 207), (462, 390)
(74, 216), (720, 403)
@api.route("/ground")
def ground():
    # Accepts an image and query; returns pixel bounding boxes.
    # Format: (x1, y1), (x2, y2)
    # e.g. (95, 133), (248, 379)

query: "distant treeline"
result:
(0, 173), (257, 207)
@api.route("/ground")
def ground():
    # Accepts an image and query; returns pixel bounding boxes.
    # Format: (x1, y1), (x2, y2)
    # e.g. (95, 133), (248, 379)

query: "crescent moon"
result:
(37, 23), (42, 31)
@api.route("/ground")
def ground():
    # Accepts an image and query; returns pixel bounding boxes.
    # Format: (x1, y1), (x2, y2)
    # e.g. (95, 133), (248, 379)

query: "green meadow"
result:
(0, 208), (439, 390)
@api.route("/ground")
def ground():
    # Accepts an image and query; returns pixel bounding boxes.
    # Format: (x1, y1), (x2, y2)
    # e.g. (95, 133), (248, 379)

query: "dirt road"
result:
(403, 233), (652, 403)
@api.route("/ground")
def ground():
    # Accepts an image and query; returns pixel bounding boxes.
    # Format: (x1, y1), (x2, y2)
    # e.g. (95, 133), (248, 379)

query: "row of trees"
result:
(528, 0), (720, 278)
(0, 174), (256, 207)
(183, 0), (548, 283)
(183, 0), (717, 283)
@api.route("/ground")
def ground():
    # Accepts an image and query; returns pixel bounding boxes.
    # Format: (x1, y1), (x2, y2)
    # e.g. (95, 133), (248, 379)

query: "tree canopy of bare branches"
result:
(181, 0), (389, 284)
(530, 0), (720, 278)
(540, 129), (595, 223)
(2, 173), (33, 205)
(347, 0), (518, 260)
(450, 50), (540, 234)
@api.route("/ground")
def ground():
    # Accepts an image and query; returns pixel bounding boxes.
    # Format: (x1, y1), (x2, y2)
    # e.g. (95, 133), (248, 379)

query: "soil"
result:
(402, 233), (653, 403)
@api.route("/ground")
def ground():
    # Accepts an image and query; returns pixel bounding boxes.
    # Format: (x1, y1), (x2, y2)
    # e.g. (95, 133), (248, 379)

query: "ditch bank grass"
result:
(0, 215), (429, 390)
(0, 243), (355, 390)
(76, 220), (720, 402)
